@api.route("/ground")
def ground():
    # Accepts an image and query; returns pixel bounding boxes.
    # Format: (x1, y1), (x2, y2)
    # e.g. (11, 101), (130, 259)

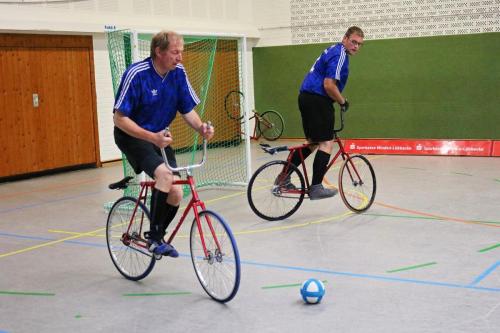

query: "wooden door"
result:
(0, 47), (38, 176)
(0, 34), (99, 179)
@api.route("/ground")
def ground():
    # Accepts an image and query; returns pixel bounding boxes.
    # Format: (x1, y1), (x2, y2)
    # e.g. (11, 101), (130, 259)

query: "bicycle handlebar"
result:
(161, 121), (212, 173)
(334, 108), (347, 133)
(260, 144), (289, 155)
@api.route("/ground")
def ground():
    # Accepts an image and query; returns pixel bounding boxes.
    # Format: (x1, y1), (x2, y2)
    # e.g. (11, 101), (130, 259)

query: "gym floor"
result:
(1, 140), (499, 333)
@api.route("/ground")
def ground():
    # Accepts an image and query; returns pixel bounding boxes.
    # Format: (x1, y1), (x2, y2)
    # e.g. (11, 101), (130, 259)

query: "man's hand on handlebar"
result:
(152, 129), (173, 148)
(200, 122), (214, 141)
(340, 99), (349, 113)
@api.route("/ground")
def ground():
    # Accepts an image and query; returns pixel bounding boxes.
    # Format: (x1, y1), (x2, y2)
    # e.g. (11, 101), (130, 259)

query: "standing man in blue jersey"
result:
(288, 26), (364, 200)
(113, 31), (214, 257)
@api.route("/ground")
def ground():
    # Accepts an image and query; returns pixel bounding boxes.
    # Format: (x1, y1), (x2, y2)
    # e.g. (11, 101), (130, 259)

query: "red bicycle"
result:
(247, 109), (376, 221)
(106, 137), (241, 303)
(224, 90), (284, 141)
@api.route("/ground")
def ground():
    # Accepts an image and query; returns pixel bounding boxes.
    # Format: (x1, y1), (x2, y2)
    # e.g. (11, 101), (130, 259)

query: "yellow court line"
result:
(47, 200), (352, 244)
(202, 190), (246, 204)
(0, 228), (107, 259)
(48, 229), (104, 237)
(44, 192), (249, 240)
(4, 153), (476, 259)
(235, 211), (353, 235)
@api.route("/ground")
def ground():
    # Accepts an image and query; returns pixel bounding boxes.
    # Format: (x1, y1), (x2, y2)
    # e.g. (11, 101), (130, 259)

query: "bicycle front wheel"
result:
(106, 196), (155, 281)
(190, 210), (240, 303)
(247, 160), (305, 221)
(258, 110), (284, 141)
(224, 90), (245, 120)
(338, 155), (376, 213)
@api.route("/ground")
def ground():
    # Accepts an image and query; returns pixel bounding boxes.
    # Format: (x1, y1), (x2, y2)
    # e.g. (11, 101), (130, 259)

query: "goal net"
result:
(106, 30), (250, 200)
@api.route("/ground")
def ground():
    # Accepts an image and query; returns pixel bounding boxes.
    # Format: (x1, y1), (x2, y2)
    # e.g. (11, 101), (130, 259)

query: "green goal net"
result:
(106, 30), (250, 203)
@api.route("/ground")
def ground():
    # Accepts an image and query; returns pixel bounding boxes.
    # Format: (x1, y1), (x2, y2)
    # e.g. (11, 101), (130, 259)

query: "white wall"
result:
(0, 0), (259, 36)
(253, 0), (500, 47)
(252, 0), (292, 47)
(0, 0), (260, 161)
(92, 33), (117, 161)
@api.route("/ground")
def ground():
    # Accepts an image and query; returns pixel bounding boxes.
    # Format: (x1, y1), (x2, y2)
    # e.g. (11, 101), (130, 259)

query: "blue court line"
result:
(3, 231), (499, 293)
(241, 259), (500, 293)
(0, 190), (102, 215)
(0, 232), (105, 248)
(469, 261), (500, 286)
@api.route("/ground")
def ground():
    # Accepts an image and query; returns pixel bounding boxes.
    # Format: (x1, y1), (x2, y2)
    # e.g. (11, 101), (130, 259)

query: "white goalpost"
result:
(106, 29), (252, 201)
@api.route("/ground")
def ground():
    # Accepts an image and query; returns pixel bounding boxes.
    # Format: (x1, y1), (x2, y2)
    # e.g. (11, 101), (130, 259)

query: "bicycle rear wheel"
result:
(190, 210), (241, 303)
(338, 155), (376, 213)
(258, 110), (284, 141)
(224, 90), (245, 120)
(247, 160), (305, 221)
(106, 196), (155, 281)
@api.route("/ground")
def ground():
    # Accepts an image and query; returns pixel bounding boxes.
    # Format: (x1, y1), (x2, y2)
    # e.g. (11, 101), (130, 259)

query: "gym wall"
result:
(253, 0), (500, 140)
(253, 32), (500, 139)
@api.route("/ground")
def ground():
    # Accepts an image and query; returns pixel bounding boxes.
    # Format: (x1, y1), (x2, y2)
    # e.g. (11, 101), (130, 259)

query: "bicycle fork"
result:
(165, 177), (223, 261)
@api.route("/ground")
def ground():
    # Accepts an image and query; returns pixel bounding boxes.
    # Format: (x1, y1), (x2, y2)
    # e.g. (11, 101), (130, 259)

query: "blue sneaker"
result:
(149, 241), (179, 258)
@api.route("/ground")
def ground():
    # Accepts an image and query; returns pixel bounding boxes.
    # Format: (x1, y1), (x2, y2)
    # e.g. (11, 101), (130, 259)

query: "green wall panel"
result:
(253, 33), (500, 139)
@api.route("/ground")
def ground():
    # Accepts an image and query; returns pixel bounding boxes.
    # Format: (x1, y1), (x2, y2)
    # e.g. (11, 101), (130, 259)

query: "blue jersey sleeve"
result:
(176, 65), (200, 114)
(114, 64), (144, 116)
(325, 49), (347, 82)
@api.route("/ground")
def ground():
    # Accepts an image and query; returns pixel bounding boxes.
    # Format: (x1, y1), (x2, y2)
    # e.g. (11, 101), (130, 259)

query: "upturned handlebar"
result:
(161, 122), (212, 173)
(334, 108), (347, 133)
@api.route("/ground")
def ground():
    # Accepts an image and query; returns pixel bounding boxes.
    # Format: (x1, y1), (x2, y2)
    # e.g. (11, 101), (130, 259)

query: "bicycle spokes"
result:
(190, 210), (240, 303)
(339, 155), (376, 213)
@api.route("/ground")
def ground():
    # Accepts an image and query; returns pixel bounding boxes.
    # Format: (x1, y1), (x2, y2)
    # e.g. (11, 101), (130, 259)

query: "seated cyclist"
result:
(281, 26), (364, 200)
(113, 30), (214, 257)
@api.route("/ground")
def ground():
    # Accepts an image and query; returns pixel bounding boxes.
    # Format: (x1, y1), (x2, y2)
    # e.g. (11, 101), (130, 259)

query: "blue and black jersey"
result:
(300, 43), (349, 100)
(114, 57), (200, 132)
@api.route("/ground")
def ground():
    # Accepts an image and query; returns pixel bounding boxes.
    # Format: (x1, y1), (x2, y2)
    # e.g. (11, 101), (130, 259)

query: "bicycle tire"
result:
(258, 110), (284, 141)
(247, 160), (305, 221)
(338, 155), (376, 213)
(224, 90), (245, 121)
(106, 196), (156, 281)
(190, 210), (241, 303)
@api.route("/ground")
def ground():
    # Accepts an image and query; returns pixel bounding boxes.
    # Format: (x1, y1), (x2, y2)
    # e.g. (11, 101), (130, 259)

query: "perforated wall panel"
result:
(290, 0), (500, 44)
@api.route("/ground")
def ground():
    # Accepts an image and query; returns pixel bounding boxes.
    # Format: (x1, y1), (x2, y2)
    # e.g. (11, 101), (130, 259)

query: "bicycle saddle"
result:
(108, 176), (134, 190)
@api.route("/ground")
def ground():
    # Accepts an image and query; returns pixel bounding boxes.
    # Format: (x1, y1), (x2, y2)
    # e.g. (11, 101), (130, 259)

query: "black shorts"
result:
(114, 127), (178, 178)
(298, 92), (335, 142)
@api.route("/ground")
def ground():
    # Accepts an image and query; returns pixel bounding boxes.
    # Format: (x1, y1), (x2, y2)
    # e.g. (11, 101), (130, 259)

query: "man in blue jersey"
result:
(284, 26), (364, 200)
(113, 31), (214, 257)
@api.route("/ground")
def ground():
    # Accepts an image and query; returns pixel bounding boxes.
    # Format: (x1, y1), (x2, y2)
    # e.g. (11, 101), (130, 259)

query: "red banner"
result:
(492, 141), (500, 157)
(344, 139), (493, 156)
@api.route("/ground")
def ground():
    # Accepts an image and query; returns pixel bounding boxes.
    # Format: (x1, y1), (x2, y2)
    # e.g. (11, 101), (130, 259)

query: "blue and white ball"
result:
(300, 278), (325, 304)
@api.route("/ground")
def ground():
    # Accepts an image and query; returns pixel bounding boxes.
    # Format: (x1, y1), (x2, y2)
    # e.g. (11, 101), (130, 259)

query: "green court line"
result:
(262, 280), (328, 290)
(451, 172), (473, 176)
(478, 243), (500, 253)
(123, 291), (192, 297)
(0, 290), (55, 296)
(365, 213), (500, 225)
(364, 213), (443, 221)
(495, 179), (500, 183)
(387, 262), (437, 273)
